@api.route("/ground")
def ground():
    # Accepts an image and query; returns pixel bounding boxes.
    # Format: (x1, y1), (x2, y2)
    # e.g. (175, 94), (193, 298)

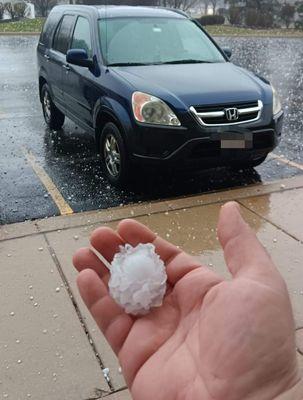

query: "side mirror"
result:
(66, 49), (94, 68)
(222, 47), (232, 59)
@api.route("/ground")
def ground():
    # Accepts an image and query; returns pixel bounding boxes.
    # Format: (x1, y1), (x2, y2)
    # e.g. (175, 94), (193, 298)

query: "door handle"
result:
(44, 54), (50, 60)
(62, 64), (70, 71)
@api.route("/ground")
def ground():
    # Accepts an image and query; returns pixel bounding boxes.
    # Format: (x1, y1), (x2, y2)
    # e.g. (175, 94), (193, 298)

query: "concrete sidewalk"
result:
(1, 176), (303, 399)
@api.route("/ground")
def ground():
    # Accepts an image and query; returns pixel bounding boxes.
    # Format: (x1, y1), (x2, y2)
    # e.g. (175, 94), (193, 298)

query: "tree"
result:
(0, 3), (4, 20)
(280, 2), (295, 27)
(4, 2), (17, 19)
(225, 0), (280, 27)
(79, 0), (202, 10)
(31, 0), (57, 16)
(209, 0), (218, 13)
(244, 7), (274, 27)
(297, 1), (303, 13)
(294, 1), (303, 29)
(198, 0), (210, 15)
(79, 0), (158, 4)
(157, 0), (200, 11)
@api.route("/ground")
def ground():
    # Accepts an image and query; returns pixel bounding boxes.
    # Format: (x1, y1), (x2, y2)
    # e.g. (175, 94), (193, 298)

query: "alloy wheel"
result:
(104, 134), (121, 178)
(43, 91), (51, 122)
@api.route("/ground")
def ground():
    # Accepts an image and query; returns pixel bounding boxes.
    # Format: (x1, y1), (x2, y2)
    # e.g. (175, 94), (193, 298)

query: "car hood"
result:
(112, 62), (271, 108)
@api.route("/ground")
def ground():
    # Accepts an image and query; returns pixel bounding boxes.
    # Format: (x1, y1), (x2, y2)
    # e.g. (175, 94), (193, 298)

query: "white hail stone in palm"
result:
(108, 243), (167, 315)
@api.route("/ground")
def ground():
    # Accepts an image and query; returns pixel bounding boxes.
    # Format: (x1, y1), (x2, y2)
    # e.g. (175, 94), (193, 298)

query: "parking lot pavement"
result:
(1, 176), (303, 399)
(0, 35), (303, 225)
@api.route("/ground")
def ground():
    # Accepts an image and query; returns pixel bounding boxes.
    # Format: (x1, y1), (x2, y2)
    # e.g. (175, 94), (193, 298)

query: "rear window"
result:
(53, 14), (75, 55)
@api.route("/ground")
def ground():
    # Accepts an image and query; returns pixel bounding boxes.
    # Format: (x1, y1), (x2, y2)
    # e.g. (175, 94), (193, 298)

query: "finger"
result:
(90, 227), (124, 262)
(217, 201), (277, 280)
(118, 219), (203, 285)
(77, 269), (134, 355)
(73, 247), (110, 282)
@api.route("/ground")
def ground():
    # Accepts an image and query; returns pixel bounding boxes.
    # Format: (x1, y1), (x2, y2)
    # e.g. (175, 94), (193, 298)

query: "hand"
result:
(73, 202), (301, 400)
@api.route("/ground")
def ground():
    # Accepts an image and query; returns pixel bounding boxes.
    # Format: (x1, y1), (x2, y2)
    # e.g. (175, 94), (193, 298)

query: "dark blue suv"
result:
(37, 5), (283, 185)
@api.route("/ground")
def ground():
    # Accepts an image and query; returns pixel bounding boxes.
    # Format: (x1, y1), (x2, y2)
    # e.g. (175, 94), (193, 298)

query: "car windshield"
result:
(98, 17), (226, 66)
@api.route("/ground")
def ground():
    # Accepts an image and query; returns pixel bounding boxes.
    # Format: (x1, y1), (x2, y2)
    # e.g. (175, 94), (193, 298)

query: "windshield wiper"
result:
(107, 60), (214, 67)
(107, 62), (148, 67)
(159, 59), (213, 65)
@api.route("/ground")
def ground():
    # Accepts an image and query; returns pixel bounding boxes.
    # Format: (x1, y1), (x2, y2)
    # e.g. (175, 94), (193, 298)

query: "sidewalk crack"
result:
(238, 200), (303, 244)
(43, 233), (114, 392)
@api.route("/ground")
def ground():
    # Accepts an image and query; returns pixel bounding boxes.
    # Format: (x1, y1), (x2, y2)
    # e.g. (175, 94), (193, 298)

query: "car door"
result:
(62, 15), (96, 129)
(47, 14), (76, 110)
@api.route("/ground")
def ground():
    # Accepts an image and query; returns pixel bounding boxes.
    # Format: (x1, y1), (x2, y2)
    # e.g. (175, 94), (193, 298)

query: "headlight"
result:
(132, 92), (181, 126)
(272, 85), (282, 115)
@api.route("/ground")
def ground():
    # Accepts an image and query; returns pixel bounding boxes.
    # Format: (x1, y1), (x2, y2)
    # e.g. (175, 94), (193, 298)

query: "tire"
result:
(41, 83), (65, 130)
(100, 122), (131, 186)
(231, 155), (267, 170)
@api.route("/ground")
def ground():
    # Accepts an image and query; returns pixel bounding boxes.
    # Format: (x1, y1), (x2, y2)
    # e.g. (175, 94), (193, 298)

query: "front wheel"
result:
(231, 155), (267, 170)
(41, 83), (65, 130)
(100, 122), (132, 186)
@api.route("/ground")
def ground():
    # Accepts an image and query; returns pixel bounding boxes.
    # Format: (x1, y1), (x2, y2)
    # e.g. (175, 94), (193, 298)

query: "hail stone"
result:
(108, 243), (167, 316)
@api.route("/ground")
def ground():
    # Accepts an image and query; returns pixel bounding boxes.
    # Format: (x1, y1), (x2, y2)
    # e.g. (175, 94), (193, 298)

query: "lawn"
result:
(206, 24), (303, 37)
(0, 17), (45, 33)
(0, 18), (302, 37)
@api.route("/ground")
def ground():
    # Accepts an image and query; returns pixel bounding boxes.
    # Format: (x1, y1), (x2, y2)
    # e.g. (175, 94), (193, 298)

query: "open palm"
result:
(73, 202), (299, 400)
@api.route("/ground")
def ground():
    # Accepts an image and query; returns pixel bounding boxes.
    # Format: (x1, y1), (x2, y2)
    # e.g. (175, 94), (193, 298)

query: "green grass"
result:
(0, 18), (302, 37)
(205, 24), (303, 37)
(0, 17), (45, 33)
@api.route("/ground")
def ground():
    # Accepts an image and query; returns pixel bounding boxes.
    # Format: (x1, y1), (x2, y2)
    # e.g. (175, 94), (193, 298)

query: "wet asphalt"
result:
(0, 35), (302, 225)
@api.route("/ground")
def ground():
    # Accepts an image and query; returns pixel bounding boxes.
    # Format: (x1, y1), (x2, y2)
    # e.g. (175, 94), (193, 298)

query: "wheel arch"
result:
(95, 109), (128, 152)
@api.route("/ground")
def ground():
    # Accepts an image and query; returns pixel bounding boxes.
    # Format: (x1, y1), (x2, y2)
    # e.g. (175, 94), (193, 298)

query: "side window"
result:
(70, 16), (92, 58)
(40, 11), (61, 47)
(39, 12), (61, 47)
(53, 15), (75, 55)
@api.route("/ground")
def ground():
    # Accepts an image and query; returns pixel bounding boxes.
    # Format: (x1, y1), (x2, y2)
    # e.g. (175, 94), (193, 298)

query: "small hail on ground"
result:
(102, 367), (110, 382)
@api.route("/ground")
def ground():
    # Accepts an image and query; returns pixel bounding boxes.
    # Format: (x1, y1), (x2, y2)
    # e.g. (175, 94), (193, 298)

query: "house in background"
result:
(0, 0), (35, 19)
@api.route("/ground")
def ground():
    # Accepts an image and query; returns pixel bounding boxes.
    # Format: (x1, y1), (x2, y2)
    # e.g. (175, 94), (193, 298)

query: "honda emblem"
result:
(225, 108), (239, 121)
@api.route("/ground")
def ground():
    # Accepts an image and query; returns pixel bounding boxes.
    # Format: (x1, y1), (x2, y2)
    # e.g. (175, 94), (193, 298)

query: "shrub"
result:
(280, 3), (295, 28)
(297, 3), (303, 14)
(198, 14), (225, 25)
(295, 20), (303, 30)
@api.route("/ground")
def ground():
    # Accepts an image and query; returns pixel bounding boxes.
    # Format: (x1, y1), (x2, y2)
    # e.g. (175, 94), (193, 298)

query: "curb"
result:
(0, 31), (40, 35)
(1, 175), (303, 242)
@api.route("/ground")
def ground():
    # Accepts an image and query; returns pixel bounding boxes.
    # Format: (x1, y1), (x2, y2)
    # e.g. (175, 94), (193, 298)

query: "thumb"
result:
(217, 201), (277, 281)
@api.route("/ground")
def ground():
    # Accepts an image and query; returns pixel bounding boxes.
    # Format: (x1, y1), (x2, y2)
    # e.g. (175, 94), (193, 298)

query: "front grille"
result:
(190, 100), (262, 126)
(194, 101), (258, 113)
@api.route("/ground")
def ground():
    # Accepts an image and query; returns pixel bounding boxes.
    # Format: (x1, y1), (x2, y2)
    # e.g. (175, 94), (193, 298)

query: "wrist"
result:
(274, 378), (303, 400)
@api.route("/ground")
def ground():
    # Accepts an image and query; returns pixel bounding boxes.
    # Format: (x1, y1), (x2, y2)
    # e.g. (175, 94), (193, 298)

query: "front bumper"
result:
(130, 110), (283, 168)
